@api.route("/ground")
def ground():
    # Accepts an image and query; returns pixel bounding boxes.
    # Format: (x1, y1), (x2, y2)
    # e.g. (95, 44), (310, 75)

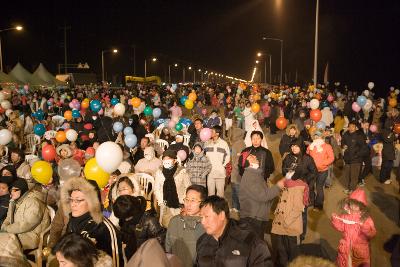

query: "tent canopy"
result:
(33, 63), (66, 86)
(9, 62), (49, 86)
(0, 71), (22, 84)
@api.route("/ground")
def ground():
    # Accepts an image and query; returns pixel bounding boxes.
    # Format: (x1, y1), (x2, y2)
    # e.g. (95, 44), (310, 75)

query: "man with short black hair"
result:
(195, 196), (273, 267)
(204, 126), (230, 197)
(189, 118), (204, 147)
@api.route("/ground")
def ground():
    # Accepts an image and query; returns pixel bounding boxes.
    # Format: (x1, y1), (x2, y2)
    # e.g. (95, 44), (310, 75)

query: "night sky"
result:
(1, 0), (399, 90)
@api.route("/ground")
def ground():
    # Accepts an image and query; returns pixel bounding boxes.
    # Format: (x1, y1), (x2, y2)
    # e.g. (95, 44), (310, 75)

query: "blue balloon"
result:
(316, 121), (326, 130)
(72, 109), (80, 118)
(152, 108), (162, 118)
(357, 95), (367, 107)
(35, 109), (45, 120)
(180, 96), (188, 105)
(111, 98), (119, 106)
(113, 122), (124, 133)
(90, 100), (102, 112)
(47, 100), (53, 106)
(124, 134), (137, 148)
(123, 127), (133, 135)
(34, 124), (46, 136)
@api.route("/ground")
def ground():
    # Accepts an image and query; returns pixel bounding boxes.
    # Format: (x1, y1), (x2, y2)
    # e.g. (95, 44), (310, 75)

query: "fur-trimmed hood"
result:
(60, 177), (103, 224)
(286, 124), (300, 137)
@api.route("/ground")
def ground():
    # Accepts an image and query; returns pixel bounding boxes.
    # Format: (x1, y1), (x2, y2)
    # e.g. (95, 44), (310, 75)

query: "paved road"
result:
(227, 130), (399, 265)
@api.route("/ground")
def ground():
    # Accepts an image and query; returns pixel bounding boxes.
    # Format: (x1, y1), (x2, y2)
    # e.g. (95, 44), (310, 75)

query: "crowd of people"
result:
(0, 80), (398, 267)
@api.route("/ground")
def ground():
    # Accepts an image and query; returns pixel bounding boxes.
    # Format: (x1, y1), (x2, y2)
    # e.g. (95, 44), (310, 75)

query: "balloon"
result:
(84, 123), (93, 130)
(56, 131), (67, 143)
(111, 98), (119, 105)
(251, 103), (260, 113)
(72, 102), (80, 110)
(310, 109), (322, 122)
(66, 129), (78, 142)
(201, 108), (207, 115)
(177, 150), (187, 161)
(0, 129), (12, 145)
(124, 134), (138, 148)
(168, 120), (176, 128)
(368, 82), (374, 89)
(35, 109), (45, 121)
(175, 123), (183, 131)
(84, 158), (110, 188)
(34, 124), (46, 136)
(64, 110), (73, 121)
(180, 96), (188, 105)
(316, 121), (326, 130)
(188, 92), (197, 101)
(113, 121), (124, 132)
(57, 158), (81, 182)
(369, 124), (378, 133)
(389, 98), (397, 108)
(132, 97), (141, 108)
(363, 99), (373, 111)
(123, 127), (133, 135)
(31, 161), (53, 185)
(81, 100), (90, 109)
(310, 99), (320, 110)
(72, 109), (80, 118)
(42, 144), (56, 161)
(184, 100), (194, 109)
(113, 103), (126, 116)
(143, 106), (153, 116)
(95, 141), (123, 173)
(357, 95), (367, 107)
(90, 100), (102, 112)
(352, 102), (361, 113)
(394, 124), (400, 134)
(1, 100), (11, 110)
(98, 108), (104, 115)
(152, 108), (161, 118)
(200, 128), (212, 142)
(276, 117), (288, 130)
(85, 147), (95, 156)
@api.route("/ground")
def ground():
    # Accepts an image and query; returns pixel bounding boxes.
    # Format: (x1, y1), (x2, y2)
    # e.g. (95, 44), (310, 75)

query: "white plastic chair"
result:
(133, 173), (155, 201)
(183, 134), (191, 146)
(24, 134), (41, 155)
(155, 139), (169, 152)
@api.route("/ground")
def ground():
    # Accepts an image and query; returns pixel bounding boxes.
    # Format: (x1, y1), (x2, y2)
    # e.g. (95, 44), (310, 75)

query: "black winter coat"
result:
(381, 128), (396, 161)
(135, 211), (166, 248)
(238, 146), (275, 181)
(282, 152), (318, 184)
(195, 219), (273, 267)
(279, 135), (305, 156)
(342, 131), (365, 164)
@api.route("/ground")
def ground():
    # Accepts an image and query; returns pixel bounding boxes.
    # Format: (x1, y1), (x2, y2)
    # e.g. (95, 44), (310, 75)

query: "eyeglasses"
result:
(68, 198), (86, 204)
(184, 198), (201, 204)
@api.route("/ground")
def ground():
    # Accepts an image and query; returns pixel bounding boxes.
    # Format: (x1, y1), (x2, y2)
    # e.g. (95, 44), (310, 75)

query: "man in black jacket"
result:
(380, 124), (396, 184)
(342, 121), (365, 193)
(196, 196), (273, 267)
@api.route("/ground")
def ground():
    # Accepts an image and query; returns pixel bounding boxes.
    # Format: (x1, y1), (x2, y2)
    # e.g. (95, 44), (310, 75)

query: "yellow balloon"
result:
(184, 99), (194, 109)
(31, 160), (53, 185)
(84, 158), (110, 188)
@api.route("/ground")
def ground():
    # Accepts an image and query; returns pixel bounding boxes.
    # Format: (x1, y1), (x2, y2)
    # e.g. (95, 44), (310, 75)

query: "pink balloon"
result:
(352, 102), (361, 113)
(168, 120), (176, 128)
(69, 102), (74, 109)
(98, 108), (104, 115)
(177, 150), (187, 161)
(369, 124), (378, 133)
(72, 102), (80, 110)
(327, 95), (334, 102)
(200, 128), (212, 142)
(201, 108), (207, 115)
(128, 99), (132, 105)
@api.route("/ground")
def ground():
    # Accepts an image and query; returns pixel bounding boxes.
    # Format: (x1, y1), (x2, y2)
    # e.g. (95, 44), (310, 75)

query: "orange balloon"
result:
(394, 124), (400, 134)
(254, 94), (261, 101)
(55, 131), (67, 143)
(315, 93), (321, 100)
(310, 109), (322, 122)
(64, 110), (72, 121)
(188, 92), (197, 101)
(389, 98), (397, 108)
(251, 103), (260, 113)
(276, 117), (288, 130)
(309, 126), (317, 135)
(132, 97), (141, 108)
(81, 100), (90, 109)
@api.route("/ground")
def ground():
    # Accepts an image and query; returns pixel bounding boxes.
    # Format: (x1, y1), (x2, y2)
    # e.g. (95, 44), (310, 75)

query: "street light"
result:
(101, 49), (118, 82)
(313, 0), (319, 87)
(168, 63), (179, 83)
(255, 60), (259, 64)
(0, 25), (23, 72)
(144, 57), (157, 80)
(262, 36), (283, 85)
(257, 52), (272, 84)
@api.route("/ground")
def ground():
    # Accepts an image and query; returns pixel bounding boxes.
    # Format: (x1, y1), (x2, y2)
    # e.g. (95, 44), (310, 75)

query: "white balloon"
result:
(390, 86), (395, 91)
(1, 100), (11, 110)
(395, 89), (400, 95)
(95, 141), (123, 173)
(66, 129), (78, 142)
(310, 99), (320, 110)
(0, 92), (5, 102)
(113, 103), (126, 116)
(368, 82), (374, 89)
(0, 129), (12, 145)
(5, 109), (13, 117)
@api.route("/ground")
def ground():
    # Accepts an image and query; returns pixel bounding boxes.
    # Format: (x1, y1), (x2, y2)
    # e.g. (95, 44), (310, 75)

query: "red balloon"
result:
(42, 144), (56, 162)
(276, 117), (288, 130)
(310, 109), (322, 122)
(394, 124), (400, 134)
(84, 123), (93, 130)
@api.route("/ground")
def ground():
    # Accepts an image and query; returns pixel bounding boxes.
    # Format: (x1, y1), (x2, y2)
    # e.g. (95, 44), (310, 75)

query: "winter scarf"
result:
(162, 164), (180, 209)
(309, 138), (325, 153)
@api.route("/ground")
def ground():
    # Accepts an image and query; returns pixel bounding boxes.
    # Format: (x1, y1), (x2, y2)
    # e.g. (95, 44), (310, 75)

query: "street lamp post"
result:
(313, 0), (319, 87)
(262, 37), (283, 85)
(144, 57), (157, 80)
(0, 26), (23, 72)
(101, 49), (118, 82)
(257, 52), (272, 84)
